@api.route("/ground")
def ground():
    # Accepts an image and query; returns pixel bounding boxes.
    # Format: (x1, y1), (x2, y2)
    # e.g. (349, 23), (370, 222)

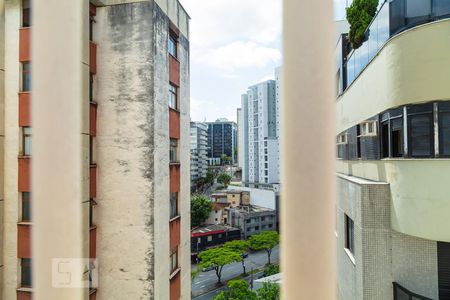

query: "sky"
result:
(181, 0), (348, 123)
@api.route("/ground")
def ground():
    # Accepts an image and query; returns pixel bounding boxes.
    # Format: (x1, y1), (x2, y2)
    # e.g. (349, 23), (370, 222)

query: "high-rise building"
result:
(237, 108), (242, 167)
(0, 1), (190, 299)
(206, 120), (237, 165)
(335, 2), (450, 299)
(190, 122), (208, 184)
(240, 77), (280, 186)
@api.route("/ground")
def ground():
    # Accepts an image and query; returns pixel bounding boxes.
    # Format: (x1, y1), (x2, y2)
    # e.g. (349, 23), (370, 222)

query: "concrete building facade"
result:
(0, 1), (190, 299)
(228, 205), (276, 240)
(190, 121), (208, 184)
(335, 2), (450, 299)
(206, 120), (237, 165)
(240, 76), (280, 185)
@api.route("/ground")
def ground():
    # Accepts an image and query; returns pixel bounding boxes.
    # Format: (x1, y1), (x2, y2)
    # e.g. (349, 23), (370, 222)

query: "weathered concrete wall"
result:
(0, 0), (5, 293)
(95, 2), (156, 298)
(3, 0), (20, 298)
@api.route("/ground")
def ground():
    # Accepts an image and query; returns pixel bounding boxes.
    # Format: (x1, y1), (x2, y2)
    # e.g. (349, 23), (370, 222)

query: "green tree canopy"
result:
(346, 0), (378, 49)
(224, 240), (250, 275)
(217, 173), (232, 187)
(249, 231), (280, 265)
(191, 195), (212, 227)
(256, 282), (281, 300)
(199, 246), (242, 284)
(214, 279), (257, 300)
(263, 264), (280, 277)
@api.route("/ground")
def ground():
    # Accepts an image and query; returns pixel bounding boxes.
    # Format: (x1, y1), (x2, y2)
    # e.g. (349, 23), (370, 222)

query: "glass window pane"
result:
(434, 0), (450, 17)
(409, 114), (433, 157)
(23, 62), (31, 92)
(168, 36), (177, 57)
(377, 3), (390, 49)
(368, 17), (378, 61)
(440, 112), (450, 156)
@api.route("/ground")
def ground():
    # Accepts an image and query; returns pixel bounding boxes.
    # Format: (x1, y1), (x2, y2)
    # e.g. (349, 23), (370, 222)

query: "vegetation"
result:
(217, 173), (232, 187)
(198, 247), (243, 284)
(220, 154), (232, 165)
(346, 0), (378, 49)
(191, 195), (212, 227)
(213, 280), (280, 300)
(249, 231), (280, 265)
(263, 264), (280, 277)
(225, 240), (250, 275)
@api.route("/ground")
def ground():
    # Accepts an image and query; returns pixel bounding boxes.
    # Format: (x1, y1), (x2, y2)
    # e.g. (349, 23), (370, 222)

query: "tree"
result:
(224, 240), (250, 276)
(346, 0), (378, 49)
(214, 280), (256, 300)
(249, 231), (280, 265)
(217, 173), (232, 187)
(199, 247), (242, 285)
(263, 264), (280, 277)
(191, 195), (212, 227)
(256, 282), (280, 300)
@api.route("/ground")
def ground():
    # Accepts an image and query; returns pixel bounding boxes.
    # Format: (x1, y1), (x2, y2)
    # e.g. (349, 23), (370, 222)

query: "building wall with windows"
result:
(190, 122), (208, 184)
(241, 78), (280, 185)
(206, 120), (237, 165)
(336, 4), (450, 299)
(0, 0), (190, 299)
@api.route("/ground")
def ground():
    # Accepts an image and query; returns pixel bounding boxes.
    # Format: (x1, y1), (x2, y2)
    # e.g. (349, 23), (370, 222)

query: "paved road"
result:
(191, 245), (280, 298)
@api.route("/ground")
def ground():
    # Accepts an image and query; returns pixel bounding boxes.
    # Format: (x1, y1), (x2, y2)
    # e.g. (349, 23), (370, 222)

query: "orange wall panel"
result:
(19, 92), (31, 127)
(18, 157), (31, 192)
(18, 224), (31, 258)
(170, 272), (181, 300)
(169, 56), (180, 86)
(90, 165), (97, 198)
(170, 165), (180, 193)
(90, 227), (97, 258)
(169, 109), (180, 139)
(19, 28), (31, 62)
(90, 42), (97, 74)
(90, 102), (97, 136)
(17, 291), (32, 300)
(170, 218), (181, 250)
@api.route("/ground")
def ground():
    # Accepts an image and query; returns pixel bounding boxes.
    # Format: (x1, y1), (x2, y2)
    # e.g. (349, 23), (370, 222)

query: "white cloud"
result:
(196, 41), (281, 72)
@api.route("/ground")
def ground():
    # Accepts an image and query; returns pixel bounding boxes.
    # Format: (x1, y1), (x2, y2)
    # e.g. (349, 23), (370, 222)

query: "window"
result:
(255, 226), (260, 231)
(22, 62), (31, 92)
(170, 248), (178, 274)
(262, 225), (266, 230)
(391, 117), (403, 157)
(268, 224), (273, 228)
(89, 199), (95, 227)
(23, 127), (32, 156)
(21, 258), (32, 287)
(207, 235), (212, 242)
(439, 102), (450, 157)
(408, 104), (433, 157)
(169, 83), (178, 109)
(345, 214), (355, 255)
(170, 192), (178, 219)
(246, 219), (251, 224)
(247, 227), (251, 232)
(22, 0), (31, 27)
(381, 120), (389, 158)
(168, 35), (177, 58)
(170, 139), (178, 163)
(89, 136), (94, 165)
(89, 74), (94, 102)
(336, 133), (348, 145)
(22, 192), (31, 222)
(356, 125), (361, 159)
(360, 120), (378, 136)
(261, 216), (266, 222)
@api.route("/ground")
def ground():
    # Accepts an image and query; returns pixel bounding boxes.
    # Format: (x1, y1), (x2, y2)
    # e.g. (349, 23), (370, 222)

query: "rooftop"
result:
(191, 224), (240, 236)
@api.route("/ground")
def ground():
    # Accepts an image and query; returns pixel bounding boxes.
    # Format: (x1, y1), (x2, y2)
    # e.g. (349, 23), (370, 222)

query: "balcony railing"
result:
(343, 0), (450, 91)
(393, 282), (432, 300)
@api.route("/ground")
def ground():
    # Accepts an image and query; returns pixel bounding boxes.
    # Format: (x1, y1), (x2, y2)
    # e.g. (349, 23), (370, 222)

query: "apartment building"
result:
(228, 205), (276, 240)
(240, 77), (280, 186)
(335, 1), (450, 299)
(190, 121), (208, 184)
(206, 119), (237, 165)
(0, 1), (190, 299)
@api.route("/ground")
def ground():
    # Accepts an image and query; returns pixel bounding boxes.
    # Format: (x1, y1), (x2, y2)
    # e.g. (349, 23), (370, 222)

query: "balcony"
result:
(19, 27), (31, 62)
(170, 164), (180, 193)
(90, 102), (97, 136)
(90, 226), (97, 258)
(18, 223), (31, 258)
(169, 108), (180, 139)
(90, 41), (97, 75)
(90, 164), (97, 198)
(169, 55), (180, 86)
(18, 157), (31, 192)
(19, 92), (31, 127)
(170, 217), (181, 250)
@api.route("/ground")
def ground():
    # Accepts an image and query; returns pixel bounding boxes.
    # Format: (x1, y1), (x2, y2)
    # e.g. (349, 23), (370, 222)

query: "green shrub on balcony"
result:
(346, 0), (379, 49)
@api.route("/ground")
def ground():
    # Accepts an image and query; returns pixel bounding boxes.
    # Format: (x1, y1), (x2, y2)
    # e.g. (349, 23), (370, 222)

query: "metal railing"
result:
(393, 282), (433, 300)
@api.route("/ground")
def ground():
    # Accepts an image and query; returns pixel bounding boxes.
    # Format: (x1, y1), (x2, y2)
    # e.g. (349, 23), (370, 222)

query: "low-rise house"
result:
(228, 205), (277, 239)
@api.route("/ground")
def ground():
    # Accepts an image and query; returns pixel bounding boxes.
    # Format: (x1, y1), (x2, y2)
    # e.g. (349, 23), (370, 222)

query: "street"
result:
(191, 245), (280, 299)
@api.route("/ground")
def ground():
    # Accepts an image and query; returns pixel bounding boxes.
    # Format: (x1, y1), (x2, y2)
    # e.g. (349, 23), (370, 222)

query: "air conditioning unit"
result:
(336, 133), (348, 145)
(360, 120), (378, 137)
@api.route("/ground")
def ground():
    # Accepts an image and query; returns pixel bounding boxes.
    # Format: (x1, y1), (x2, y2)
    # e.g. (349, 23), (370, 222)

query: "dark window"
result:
(21, 258), (32, 287)
(356, 125), (361, 158)
(22, 0), (31, 27)
(23, 127), (32, 156)
(246, 219), (250, 224)
(170, 248), (178, 274)
(89, 136), (94, 165)
(439, 102), (450, 157)
(169, 83), (177, 109)
(268, 224), (273, 228)
(22, 192), (31, 222)
(381, 121), (389, 158)
(261, 216), (265, 222)
(170, 139), (178, 163)
(22, 62), (31, 92)
(170, 192), (178, 219)
(408, 104), (434, 157)
(345, 214), (355, 255)
(89, 200), (95, 227)
(391, 117), (403, 157)
(89, 74), (94, 102)
(168, 35), (177, 58)
(247, 227), (251, 232)
(255, 226), (260, 231)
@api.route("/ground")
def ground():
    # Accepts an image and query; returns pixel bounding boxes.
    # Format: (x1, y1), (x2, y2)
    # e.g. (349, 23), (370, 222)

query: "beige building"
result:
(0, 0), (190, 299)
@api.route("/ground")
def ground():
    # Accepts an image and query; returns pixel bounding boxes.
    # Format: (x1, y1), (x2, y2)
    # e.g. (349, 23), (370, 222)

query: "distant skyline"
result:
(182, 0), (349, 122)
